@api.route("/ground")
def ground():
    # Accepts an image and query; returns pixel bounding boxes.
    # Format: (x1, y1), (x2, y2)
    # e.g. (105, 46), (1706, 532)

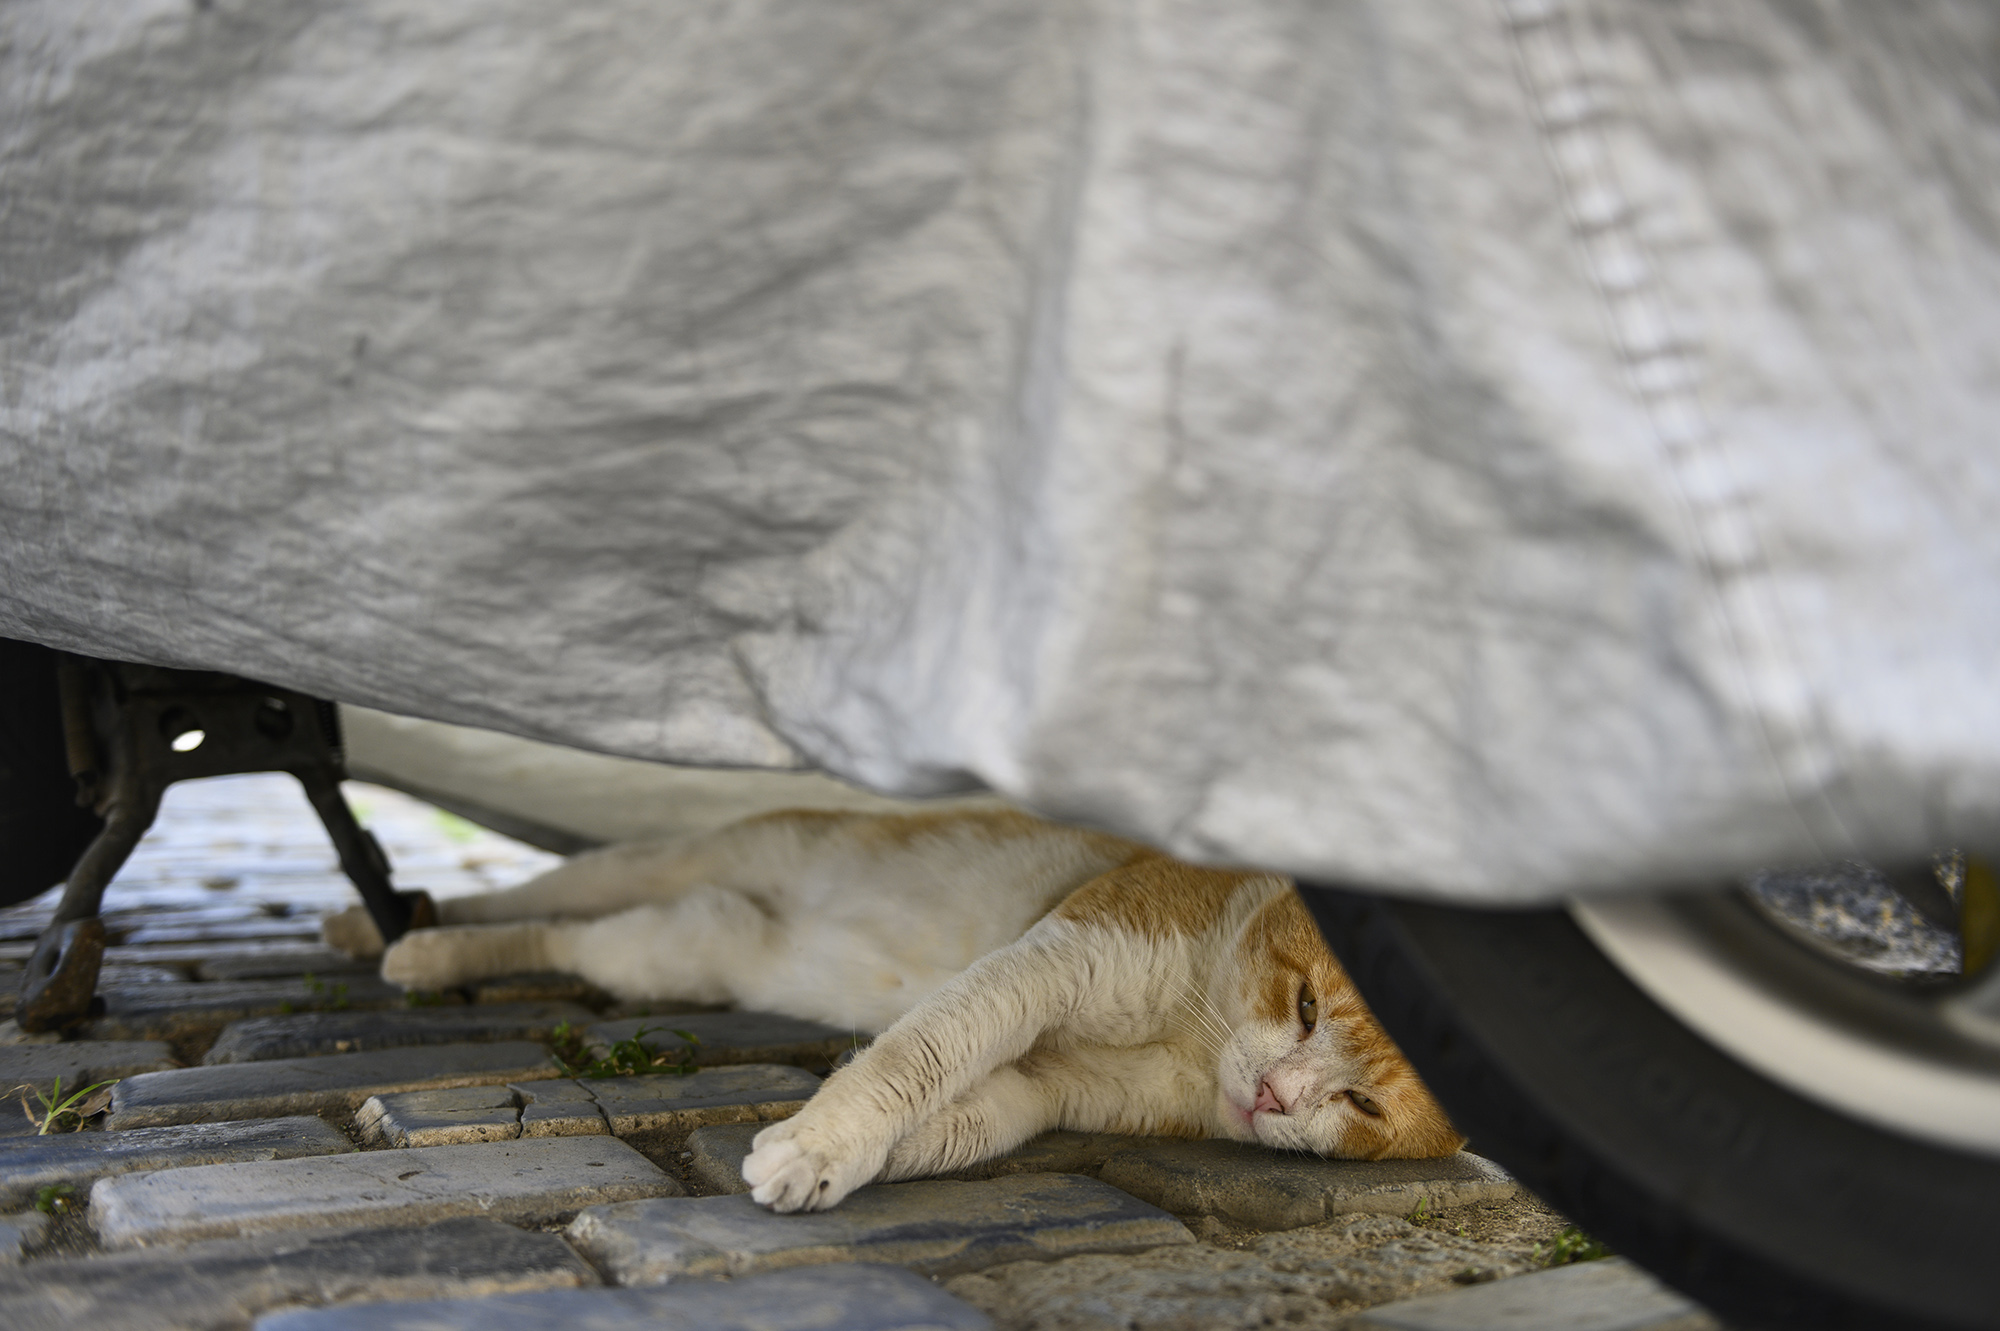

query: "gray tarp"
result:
(4, 1), (1999, 900)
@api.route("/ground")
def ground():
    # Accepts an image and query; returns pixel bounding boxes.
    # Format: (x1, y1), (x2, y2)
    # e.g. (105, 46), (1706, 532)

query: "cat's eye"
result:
(1348, 1090), (1383, 1117)
(1297, 984), (1317, 1034)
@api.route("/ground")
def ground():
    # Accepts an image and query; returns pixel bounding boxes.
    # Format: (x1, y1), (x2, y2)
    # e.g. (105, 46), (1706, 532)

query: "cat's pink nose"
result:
(1252, 1078), (1287, 1116)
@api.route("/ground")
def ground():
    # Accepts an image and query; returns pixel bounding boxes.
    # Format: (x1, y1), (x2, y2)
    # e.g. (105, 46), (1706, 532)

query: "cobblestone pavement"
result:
(0, 774), (1720, 1330)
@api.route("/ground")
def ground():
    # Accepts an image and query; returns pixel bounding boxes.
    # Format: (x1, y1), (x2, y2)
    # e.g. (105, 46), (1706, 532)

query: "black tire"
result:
(1299, 884), (2000, 1331)
(0, 638), (103, 910)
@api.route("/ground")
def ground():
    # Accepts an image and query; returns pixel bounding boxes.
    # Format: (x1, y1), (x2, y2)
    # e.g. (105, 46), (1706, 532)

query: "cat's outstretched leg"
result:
(380, 887), (773, 1004)
(324, 829), (732, 958)
(742, 920), (1167, 1211)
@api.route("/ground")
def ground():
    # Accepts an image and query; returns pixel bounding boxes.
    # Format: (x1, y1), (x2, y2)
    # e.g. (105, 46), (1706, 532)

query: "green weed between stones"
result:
(35, 1183), (76, 1214)
(550, 1022), (700, 1078)
(10, 1076), (119, 1135)
(278, 972), (350, 1015)
(1535, 1226), (1612, 1266)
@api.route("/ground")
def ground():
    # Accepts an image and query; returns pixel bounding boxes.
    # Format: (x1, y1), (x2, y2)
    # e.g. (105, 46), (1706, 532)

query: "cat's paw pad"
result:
(321, 904), (385, 959)
(742, 1119), (877, 1212)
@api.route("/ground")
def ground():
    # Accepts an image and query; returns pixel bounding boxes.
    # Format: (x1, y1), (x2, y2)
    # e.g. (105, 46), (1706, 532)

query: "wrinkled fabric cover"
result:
(4, 1), (1998, 899)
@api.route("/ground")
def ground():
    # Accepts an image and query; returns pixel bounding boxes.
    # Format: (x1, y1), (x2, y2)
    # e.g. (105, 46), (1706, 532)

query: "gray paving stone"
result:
(569, 1173), (1193, 1282)
(942, 1213), (1541, 1331)
(0, 1115), (353, 1211)
(685, 1124), (1135, 1196)
(105, 1041), (560, 1128)
(357, 1066), (818, 1148)
(1349, 1257), (1719, 1331)
(205, 1001), (594, 1063)
(0, 1216), (594, 1331)
(253, 1262), (991, 1331)
(470, 971), (614, 1006)
(357, 1084), (539, 1147)
(97, 963), (188, 985)
(589, 1064), (822, 1136)
(0, 1208), (48, 1262)
(200, 950), (381, 982)
(85, 977), (410, 1042)
(684, 1121), (766, 1192)
(93, 1135), (683, 1247)
(588, 1012), (858, 1070)
(519, 1078), (614, 1137)
(1096, 1141), (1517, 1231)
(105, 942), (338, 975)
(0, 1040), (178, 1100)
(121, 918), (326, 945)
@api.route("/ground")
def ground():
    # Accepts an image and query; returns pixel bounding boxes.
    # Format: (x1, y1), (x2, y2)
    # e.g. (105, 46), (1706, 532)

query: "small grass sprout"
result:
(1535, 1226), (1612, 1267)
(12, 1076), (119, 1135)
(550, 1022), (701, 1079)
(35, 1183), (76, 1214)
(1407, 1196), (1432, 1224)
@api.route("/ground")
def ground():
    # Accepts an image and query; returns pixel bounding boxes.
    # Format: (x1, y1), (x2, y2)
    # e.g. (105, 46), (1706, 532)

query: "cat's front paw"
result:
(321, 904), (385, 959)
(742, 1115), (883, 1212)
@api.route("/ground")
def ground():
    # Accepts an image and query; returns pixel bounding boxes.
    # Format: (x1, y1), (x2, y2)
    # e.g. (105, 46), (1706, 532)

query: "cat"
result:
(329, 807), (1464, 1211)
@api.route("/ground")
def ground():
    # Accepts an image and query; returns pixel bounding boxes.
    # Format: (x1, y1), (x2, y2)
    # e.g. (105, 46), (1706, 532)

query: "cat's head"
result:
(1214, 888), (1464, 1159)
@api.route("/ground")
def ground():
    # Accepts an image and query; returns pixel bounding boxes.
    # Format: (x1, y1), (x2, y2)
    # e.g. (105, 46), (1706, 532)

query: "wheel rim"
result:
(1571, 889), (2000, 1158)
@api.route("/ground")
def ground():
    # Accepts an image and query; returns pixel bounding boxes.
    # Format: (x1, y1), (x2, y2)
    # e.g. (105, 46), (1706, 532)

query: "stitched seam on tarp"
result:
(1493, 0), (1849, 856)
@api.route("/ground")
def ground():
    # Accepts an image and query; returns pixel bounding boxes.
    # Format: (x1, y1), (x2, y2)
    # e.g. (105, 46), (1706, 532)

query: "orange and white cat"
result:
(330, 809), (1463, 1211)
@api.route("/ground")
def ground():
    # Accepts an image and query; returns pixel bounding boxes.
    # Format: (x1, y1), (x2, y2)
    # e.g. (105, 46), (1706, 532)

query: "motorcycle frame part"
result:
(15, 659), (431, 1032)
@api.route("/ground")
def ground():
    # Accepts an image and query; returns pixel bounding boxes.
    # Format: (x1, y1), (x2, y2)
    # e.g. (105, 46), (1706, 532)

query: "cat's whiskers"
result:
(1168, 977), (1232, 1058)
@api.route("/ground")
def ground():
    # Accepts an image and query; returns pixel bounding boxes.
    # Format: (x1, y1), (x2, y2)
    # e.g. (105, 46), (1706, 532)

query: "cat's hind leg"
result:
(380, 883), (775, 1004)
(323, 832), (720, 958)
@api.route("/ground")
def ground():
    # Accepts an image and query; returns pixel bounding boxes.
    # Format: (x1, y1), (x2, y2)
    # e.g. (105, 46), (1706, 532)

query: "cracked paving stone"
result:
(1348, 1257), (1719, 1331)
(518, 1078), (614, 1136)
(569, 1173), (1193, 1283)
(1095, 1141), (1516, 1231)
(0, 1216), (595, 1331)
(357, 1065), (820, 1148)
(205, 1002), (595, 1063)
(587, 1012), (857, 1071)
(0, 1208), (48, 1262)
(0, 1040), (178, 1100)
(91, 1135), (682, 1246)
(357, 1085), (543, 1147)
(252, 1262), (991, 1331)
(944, 1213), (1545, 1331)
(0, 1114), (353, 1211)
(83, 977), (410, 1042)
(105, 1041), (560, 1128)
